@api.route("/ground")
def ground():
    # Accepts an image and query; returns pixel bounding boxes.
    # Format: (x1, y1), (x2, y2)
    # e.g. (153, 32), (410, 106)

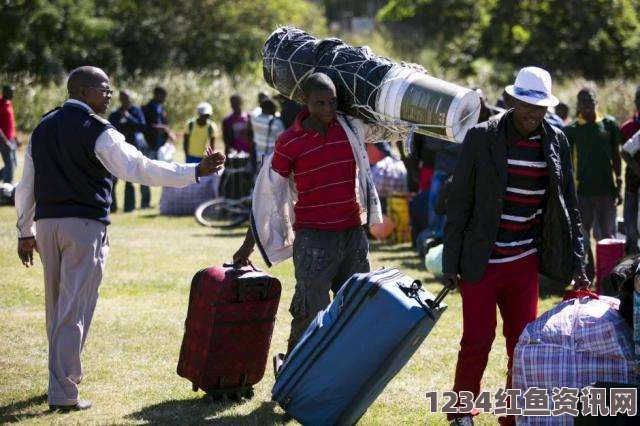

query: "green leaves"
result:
(378, 0), (640, 82)
(0, 0), (326, 80)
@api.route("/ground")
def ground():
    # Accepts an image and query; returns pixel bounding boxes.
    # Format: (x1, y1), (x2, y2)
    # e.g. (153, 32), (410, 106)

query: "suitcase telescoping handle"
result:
(399, 280), (450, 309)
(223, 261), (260, 272)
(428, 285), (451, 309)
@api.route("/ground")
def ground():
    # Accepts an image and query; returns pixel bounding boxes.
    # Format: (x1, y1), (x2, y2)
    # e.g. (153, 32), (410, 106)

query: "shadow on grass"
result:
(369, 241), (413, 253)
(138, 213), (160, 219)
(0, 394), (48, 423)
(126, 397), (285, 425)
(191, 231), (247, 238)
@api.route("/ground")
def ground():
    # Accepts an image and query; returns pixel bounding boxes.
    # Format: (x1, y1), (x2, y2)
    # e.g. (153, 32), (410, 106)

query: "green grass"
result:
(0, 151), (567, 425)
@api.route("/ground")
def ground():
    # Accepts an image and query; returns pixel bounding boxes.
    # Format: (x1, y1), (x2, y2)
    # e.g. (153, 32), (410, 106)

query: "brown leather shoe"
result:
(49, 399), (92, 412)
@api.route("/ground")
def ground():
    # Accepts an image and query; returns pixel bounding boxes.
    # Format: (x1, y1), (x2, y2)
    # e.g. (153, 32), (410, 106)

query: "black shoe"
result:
(49, 399), (92, 412)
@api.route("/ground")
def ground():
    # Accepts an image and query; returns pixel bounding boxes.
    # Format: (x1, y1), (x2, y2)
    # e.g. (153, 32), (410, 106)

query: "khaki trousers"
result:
(35, 218), (109, 405)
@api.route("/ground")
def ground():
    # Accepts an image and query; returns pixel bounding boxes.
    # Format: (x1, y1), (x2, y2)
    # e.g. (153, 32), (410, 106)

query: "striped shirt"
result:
(252, 112), (285, 169)
(489, 128), (549, 264)
(271, 108), (360, 231)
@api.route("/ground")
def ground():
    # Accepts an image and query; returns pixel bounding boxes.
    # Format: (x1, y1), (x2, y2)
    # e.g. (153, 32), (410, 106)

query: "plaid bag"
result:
(159, 175), (217, 216)
(370, 157), (407, 199)
(513, 295), (635, 425)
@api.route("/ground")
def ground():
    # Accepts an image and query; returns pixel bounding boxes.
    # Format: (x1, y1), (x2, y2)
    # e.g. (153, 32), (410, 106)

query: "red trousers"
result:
(448, 254), (539, 424)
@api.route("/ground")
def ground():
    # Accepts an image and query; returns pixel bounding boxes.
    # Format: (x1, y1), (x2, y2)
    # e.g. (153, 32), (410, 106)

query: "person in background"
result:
(250, 91), (269, 119)
(620, 86), (640, 254)
(222, 94), (253, 155)
(564, 85), (622, 279)
(0, 85), (18, 184)
(556, 102), (570, 125)
(184, 102), (217, 164)
(141, 86), (174, 208)
(15, 66), (225, 412)
(422, 88), (492, 241)
(443, 67), (588, 426)
(108, 90), (147, 212)
(252, 98), (284, 171)
(275, 93), (304, 130)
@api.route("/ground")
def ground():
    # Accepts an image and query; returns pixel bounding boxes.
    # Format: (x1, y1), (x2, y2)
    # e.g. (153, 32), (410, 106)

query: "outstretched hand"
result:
(198, 151), (226, 176)
(17, 237), (38, 267)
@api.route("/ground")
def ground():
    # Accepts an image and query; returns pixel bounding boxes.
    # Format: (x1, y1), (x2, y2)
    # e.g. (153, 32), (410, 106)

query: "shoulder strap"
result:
(342, 115), (357, 136)
(266, 117), (276, 140)
(89, 113), (111, 127)
(41, 107), (61, 118)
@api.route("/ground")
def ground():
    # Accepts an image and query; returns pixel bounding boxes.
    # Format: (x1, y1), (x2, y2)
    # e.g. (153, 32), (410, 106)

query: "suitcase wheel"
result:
(244, 387), (254, 399)
(204, 386), (254, 402)
(192, 383), (198, 392)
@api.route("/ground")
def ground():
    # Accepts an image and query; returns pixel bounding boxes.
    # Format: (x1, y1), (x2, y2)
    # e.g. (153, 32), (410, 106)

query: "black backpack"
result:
(600, 254), (639, 330)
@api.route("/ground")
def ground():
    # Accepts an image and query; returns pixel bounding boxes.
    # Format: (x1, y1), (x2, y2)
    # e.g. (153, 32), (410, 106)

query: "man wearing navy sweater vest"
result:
(443, 67), (589, 426)
(14, 66), (225, 412)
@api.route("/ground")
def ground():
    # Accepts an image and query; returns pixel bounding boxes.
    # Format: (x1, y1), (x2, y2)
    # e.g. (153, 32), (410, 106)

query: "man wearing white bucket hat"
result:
(443, 66), (589, 426)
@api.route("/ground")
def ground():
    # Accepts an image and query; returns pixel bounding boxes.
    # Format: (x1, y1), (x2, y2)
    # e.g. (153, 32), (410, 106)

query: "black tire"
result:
(195, 199), (249, 229)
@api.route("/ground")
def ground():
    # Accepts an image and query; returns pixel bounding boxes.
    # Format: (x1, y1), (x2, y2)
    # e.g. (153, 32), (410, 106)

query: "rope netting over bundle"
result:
(262, 27), (481, 143)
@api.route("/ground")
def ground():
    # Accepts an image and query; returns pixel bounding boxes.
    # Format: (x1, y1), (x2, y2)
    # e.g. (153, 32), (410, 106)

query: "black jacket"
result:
(443, 111), (586, 284)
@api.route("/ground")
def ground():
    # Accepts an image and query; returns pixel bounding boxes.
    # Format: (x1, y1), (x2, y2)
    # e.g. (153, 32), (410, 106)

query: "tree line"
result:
(0, 0), (326, 81)
(2, 1), (639, 83)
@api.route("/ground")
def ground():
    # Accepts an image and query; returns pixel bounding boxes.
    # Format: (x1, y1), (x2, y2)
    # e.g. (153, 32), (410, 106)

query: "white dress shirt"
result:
(15, 99), (198, 238)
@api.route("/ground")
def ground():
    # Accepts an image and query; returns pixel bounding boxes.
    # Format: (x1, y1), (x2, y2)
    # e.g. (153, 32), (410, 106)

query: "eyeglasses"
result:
(87, 87), (114, 95)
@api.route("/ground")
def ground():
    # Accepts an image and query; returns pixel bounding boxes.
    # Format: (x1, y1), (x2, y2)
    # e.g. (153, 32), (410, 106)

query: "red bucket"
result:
(595, 238), (625, 293)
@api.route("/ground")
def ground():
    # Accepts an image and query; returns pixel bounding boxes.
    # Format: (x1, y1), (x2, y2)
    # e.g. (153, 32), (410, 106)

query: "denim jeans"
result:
(426, 170), (448, 239)
(0, 143), (15, 183)
(287, 226), (370, 353)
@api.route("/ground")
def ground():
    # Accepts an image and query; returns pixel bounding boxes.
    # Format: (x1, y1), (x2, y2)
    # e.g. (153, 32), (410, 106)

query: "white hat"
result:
(505, 66), (559, 107)
(196, 102), (213, 116)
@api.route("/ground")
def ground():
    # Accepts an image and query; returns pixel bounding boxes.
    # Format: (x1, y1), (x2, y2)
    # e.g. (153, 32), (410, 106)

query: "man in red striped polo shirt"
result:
(443, 67), (589, 426)
(234, 73), (387, 368)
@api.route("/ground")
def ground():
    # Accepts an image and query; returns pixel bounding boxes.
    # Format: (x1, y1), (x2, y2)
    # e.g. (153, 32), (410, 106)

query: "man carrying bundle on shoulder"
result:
(232, 72), (398, 372)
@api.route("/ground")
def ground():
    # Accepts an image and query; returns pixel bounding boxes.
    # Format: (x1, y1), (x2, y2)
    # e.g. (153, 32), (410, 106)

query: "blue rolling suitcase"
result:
(271, 267), (450, 425)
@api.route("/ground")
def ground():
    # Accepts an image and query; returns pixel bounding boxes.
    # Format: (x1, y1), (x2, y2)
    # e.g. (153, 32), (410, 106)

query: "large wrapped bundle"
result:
(263, 27), (480, 143)
(513, 294), (635, 425)
(159, 175), (217, 216)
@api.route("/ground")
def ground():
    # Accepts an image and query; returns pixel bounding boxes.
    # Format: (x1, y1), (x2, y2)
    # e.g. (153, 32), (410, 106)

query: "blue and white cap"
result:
(505, 66), (559, 107)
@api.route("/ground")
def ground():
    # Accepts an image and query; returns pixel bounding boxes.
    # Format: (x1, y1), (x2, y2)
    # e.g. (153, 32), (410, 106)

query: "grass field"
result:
(0, 150), (568, 425)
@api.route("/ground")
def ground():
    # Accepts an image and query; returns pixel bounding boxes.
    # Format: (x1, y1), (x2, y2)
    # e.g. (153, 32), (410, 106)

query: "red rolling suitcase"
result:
(177, 264), (281, 398)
